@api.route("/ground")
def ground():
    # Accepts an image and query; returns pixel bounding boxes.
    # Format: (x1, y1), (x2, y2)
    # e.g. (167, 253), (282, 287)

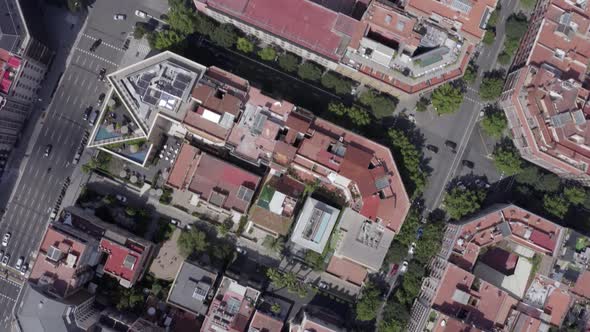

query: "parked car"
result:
(122, 38), (130, 51)
(135, 10), (147, 18)
(408, 242), (416, 255)
(116, 194), (127, 203)
(445, 140), (457, 151)
(15, 257), (23, 270)
(44, 144), (52, 157)
(89, 39), (102, 52)
(98, 68), (106, 82)
(20, 262), (28, 275)
(88, 110), (99, 126)
(236, 247), (247, 255)
(318, 281), (329, 289)
(388, 264), (399, 277)
(97, 93), (105, 107)
(0, 250), (4, 261)
(475, 179), (491, 189)
(426, 144), (439, 153)
(400, 261), (409, 274)
(462, 160), (475, 169)
(2, 233), (10, 247)
(113, 14), (126, 20)
(1, 254), (9, 266)
(83, 106), (92, 121)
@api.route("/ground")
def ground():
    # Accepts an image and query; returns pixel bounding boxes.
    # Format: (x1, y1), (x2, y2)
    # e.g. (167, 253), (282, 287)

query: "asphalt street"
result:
(0, 0), (168, 325)
(417, 0), (518, 211)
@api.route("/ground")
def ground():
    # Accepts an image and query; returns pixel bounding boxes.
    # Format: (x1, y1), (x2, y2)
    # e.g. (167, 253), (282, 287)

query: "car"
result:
(116, 194), (127, 203)
(318, 281), (329, 289)
(88, 110), (99, 126)
(97, 93), (105, 107)
(170, 219), (179, 227)
(123, 38), (130, 51)
(98, 68), (106, 81)
(462, 160), (475, 169)
(400, 261), (409, 274)
(20, 262), (28, 275)
(445, 140), (457, 151)
(89, 39), (102, 52)
(407, 113), (416, 124)
(135, 10), (147, 18)
(426, 144), (439, 153)
(113, 14), (126, 20)
(2, 233), (10, 247)
(15, 257), (23, 270)
(83, 106), (92, 121)
(408, 242), (416, 255)
(388, 264), (399, 277)
(236, 247), (247, 255)
(0, 250), (4, 261)
(44, 144), (52, 157)
(1, 254), (9, 266)
(475, 179), (491, 189)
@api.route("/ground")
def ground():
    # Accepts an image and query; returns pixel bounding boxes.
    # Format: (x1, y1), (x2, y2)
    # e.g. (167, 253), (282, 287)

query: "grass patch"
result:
(257, 185), (275, 209)
(576, 237), (590, 251)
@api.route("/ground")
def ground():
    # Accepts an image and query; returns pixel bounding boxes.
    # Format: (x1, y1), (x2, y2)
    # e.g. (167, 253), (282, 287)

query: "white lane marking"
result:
(82, 33), (123, 52)
(33, 168), (39, 179)
(72, 96), (79, 107)
(59, 90), (65, 99)
(50, 129), (56, 140)
(24, 186), (32, 199)
(80, 77), (87, 88)
(75, 54), (80, 64)
(75, 48), (117, 66)
(65, 95), (71, 104)
(81, 56), (87, 67)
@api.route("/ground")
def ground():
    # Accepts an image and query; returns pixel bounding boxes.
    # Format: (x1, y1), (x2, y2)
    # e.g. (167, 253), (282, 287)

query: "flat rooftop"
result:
(0, 0), (25, 53)
(167, 260), (218, 316)
(290, 197), (340, 254)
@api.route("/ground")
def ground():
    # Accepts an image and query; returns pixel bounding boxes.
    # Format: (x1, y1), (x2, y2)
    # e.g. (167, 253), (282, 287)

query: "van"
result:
(88, 110), (99, 126)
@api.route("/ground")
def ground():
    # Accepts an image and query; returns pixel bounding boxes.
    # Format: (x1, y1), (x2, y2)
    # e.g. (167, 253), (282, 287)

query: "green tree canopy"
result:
(210, 24), (238, 48)
(520, 0), (537, 10)
(177, 229), (209, 257)
(479, 76), (505, 100)
(321, 71), (353, 95)
(395, 263), (425, 307)
(443, 187), (486, 220)
(384, 241), (407, 266)
(498, 52), (512, 65)
(515, 165), (541, 185)
(167, 0), (198, 35)
(150, 30), (183, 50)
(356, 282), (382, 321)
(463, 65), (477, 84)
(506, 14), (528, 40)
(535, 174), (561, 192)
(414, 221), (444, 264)
(416, 97), (430, 112)
(258, 47), (277, 61)
(359, 89), (398, 118)
(487, 9), (499, 28)
(564, 185), (587, 205)
(236, 37), (254, 53)
(543, 194), (569, 219)
(297, 61), (323, 81)
(133, 22), (152, 39)
(380, 301), (410, 332)
(262, 235), (285, 254)
(483, 30), (495, 45)
(481, 109), (508, 138)
(278, 53), (300, 72)
(304, 250), (325, 270)
(328, 102), (371, 126)
(388, 129), (426, 196)
(431, 83), (464, 115)
(493, 144), (523, 176)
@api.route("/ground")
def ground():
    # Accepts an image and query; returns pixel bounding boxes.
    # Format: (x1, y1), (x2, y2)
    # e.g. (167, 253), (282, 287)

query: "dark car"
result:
(97, 93), (105, 107)
(426, 144), (439, 153)
(462, 160), (475, 168)
(83, 106), (92, 121)
(44, 144), (52, 157)
(89, 39), (102, 52)
(122, 39), (130, 51)
(445, 140), (457, 152)
(98, 68), (106, 81)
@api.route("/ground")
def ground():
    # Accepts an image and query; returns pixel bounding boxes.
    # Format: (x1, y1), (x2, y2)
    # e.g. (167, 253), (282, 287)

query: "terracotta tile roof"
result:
(191, 84), (241, 116)
(167, 144), (201, 189)
(573, 270), (590, 299)
(188, 153), (261, 213)
(249, 311), (284, 332)
(202, 0), (357, 61)
(544, 288), (571, 326)
(100, 238), (144, 283)
(183, 106), (231, 140)
(247, 87), (294, 118)
(325, 256), (367, 286)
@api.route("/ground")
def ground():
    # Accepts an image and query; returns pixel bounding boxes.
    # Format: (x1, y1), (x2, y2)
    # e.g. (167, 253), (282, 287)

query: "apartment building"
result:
(500, 0), (590, 185)
(194, 0), (496, 96)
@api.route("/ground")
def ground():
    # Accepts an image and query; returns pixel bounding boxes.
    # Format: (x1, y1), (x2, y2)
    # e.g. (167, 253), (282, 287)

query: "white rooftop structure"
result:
(290, 197), (340, 253)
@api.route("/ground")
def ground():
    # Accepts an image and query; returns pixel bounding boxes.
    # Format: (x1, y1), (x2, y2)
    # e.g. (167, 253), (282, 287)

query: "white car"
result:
(20, 262), (28, 275)
(2, 233), (10, 247)
(113, 14), (127, 21)
(116, 194), (127, 203)
(408, 242), (416, 255)
(400, 261), (409, 274)
(135, 10), (147, 18)
(15, 257), (23, 270)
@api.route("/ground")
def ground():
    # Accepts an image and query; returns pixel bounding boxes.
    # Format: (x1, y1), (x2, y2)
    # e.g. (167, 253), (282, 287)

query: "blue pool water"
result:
(95, 127), (121, 141)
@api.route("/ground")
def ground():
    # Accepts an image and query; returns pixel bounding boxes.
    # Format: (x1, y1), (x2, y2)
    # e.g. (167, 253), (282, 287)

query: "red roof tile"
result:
(544, 289), (571, 326)
(573, 270), (590, 299)
(100, 238), (144, 283)
(249, 311), (284, 332)
(167, 144), (201, 189)
(326, 256), (367, 286)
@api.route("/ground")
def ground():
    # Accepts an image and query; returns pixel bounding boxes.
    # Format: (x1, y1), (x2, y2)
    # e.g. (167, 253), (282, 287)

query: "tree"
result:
(262, 235), (285, 254)
(388, 129), (426, 195)
(217, 218), (233, 236)
(257, 47), (277, 61)
(535, 174), (561, 192)
(480, 76), (505, 100)
(564, 185), (586, 205)
(395, 211), (421, 247)
(167, 0), (198, 35)
(210, 24), (237, 48)
(125, 207), (137, 216)
(195, 14), (216, 36)
(380, 301), (410, 332)
(483, 30), (495, 45)
(321, 71), (353, 95)
(134, 22), (152, 39)
(543, 194), (569, 219)
(150, 30), (183, 50)
(414, 221), (444, 264)
(359, 89), (398, 118)
(493, 144), (523, 176)
(67, 0), (83, 12)
(210, 242), (234, 261)
(443, 187), (486, 220)
(481, 109), (508, 138)
(304, 250), (325, 270)
(177, 229), (209, 257)
(506, 14), (528, 41)
(515, 165), (541, 185)
(415, 97), (430, 112)
(297, 62), (323, 81)
(498, 52), (512, 65)
(384, 241), (407, 266)
(355, 282), (382, 321)
(431, 83), (464, 115)
(236, 37), (254, 53)
(271, 303), (282, 314)
(520, 0), (537, 10)
(116, 288), (144, 311)
(487, 10), (499, 28)
(395, 263), (425, 307)
(463, 65), (476, 84)
(278, 52), (300, 72)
